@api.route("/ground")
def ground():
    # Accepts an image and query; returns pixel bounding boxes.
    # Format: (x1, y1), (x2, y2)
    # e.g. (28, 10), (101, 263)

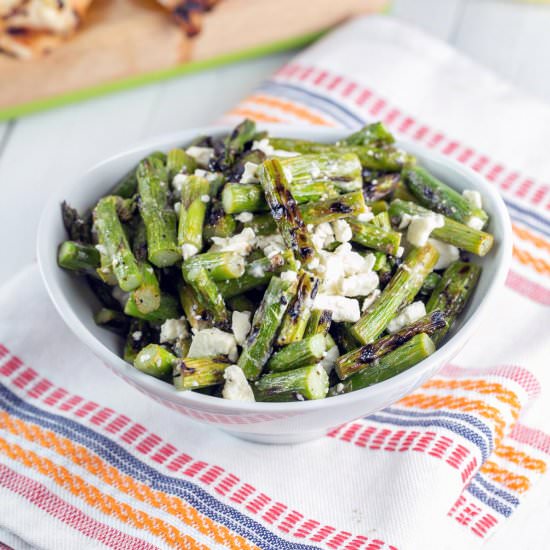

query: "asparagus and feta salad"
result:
(57, 120), (493, 402)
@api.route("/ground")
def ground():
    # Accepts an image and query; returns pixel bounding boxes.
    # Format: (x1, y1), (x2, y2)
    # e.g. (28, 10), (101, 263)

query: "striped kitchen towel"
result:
(1, 15), (550, 550)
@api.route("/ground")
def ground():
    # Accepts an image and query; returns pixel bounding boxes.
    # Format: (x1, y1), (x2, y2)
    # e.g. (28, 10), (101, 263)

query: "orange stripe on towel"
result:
(0, 413), (257, 550)
(513, 247), (550, 276)
(247, 94), (334, 126)
(494, 445), (547, 474)
(480, 460), (531, 493)
(512, 224), (550, 254)
(227, 108), (283, 124)
(398, 394), (507, 441)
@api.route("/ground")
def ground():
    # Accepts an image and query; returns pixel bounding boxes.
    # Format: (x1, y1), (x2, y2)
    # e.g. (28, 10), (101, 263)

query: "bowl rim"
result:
(37, 124), (513, 414)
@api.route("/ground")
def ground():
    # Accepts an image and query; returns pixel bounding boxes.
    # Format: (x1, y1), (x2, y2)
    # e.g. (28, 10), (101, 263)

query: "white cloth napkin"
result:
(1, 15), (549, 550)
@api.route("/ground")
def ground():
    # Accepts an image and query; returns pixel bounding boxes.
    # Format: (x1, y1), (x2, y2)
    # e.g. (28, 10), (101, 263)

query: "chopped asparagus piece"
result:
(58, 241), (100, 271)
(182, 265), (229, 325)
(304, 309), (333, 337)
(222, 183), (268, 214)
(363, 173), (401, 202)
(277, 271), (319, 345)
(128, 263), (161, 315)
(173, 356), (232, 390)
(177, 174), (211, 257)
(267, 334), (327, 373)
(338, 122), (395, 147)
(349, 220), (402, 256)
(254, 364), (329, 402)
(137, 157), (181, 267)
(300, 190), (368, 225)
(389, 199), (494, 256)
(334, 333), (435, 393)
(279, 152), (363, 192)
(134, 344), (176, 379)
(167, 148), (197, 178)
(426, 261), (481, 343)
(259, 159), (315, 264)
(335, 310), (446, 380)
(352, 243), (439, 344)
(182, 252), (245, 281)
(403, 166), (489, 228)
(93, 196), (142, 291)
(238, 276), (294, 380)
(203, 203), (237, 241)
(124, 292), (179, 323)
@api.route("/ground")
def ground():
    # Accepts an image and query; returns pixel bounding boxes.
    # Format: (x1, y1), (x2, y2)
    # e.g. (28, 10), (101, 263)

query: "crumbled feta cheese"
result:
(131, 331), (142, 341)
(211, 228), (256, 256)
(362, 289), (381, 313)
(467, 217), (485, 230)
(172, 173), (187, 192)
(396, 246), (405, 258)
(462, 189), (482, 209)
(240, 162), (259, 184)
(174, 201), (181, 215)
(200, 194), (210, 203)
(252, 138), (275, 157)
(398, 213), (412, 230)
(332, 220), (353, 243)
(334, 383), (345, 395)
(160, 318), (189, 343)
(320, 345), (340, 374)
(231, 311), (251, 346)
(250, 263), (265, 278)
(428, 238), (460, 270)
(188, 328), (238, 361)
(280, 270), (298, 283)
(235, 212), (253, 223)
(357, 210), (374, 223)
(313, 294), (361, 322)
(95, 244), (107, 256)
(186, 146), (214, 167)
(407, 214), (444, 247)
(339, 271), (379, 297)
(222, 365), (255, 402)
(182, 243), (198, 260)
(387, 302), (426, 333)
(312, 222), (335, 251)
(254, 233), (286, 258)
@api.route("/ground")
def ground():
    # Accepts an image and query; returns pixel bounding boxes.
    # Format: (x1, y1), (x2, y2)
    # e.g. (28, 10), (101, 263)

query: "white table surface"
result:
(1, 1), (549, 548)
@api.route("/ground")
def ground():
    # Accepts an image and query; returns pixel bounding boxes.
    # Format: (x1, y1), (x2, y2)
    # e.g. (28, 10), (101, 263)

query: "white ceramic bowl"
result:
(37, 126), (512, 444)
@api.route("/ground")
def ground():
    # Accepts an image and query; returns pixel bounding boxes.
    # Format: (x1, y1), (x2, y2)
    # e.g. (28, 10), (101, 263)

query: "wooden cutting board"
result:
(0, 0), (386, 120)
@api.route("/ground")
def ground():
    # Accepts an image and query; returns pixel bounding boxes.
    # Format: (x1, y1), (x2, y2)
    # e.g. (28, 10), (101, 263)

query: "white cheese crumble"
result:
(235, 212), (253, 223)
(320, 345), (340, 374)
(222, 365), (255, 402)
(211, 228), (256, 256)
(357, 210), (374, 223)
(160, 318), (189, 343)
(396, 246), (405, 258)
(280, 270), (298, 283)
(254, 233), (286, 258)
(311, 222), (335, 251)
(231, 311), (251, 346)
(250, 263), (265, 278)
(182, 244), (198, 260)
(406, 213), (445, 247)
(362, 289), (381, 313)
(428, 238), (460, 270)
(467, 217), (485, 230)
(95, 244), (107, 256)
(188, 328), (238, 361)
(338, 271), (379, 297)
(252, 138), (275, 157)
(462, 189), (483, 209)
(186, 146), (214, 168)
(387, 302), (426, 333)
(398, 213), (412, 230)
(240, 162), (259, 184)
(174, 201), (181, 215)
(172, 173), (187, 192)
(313, 294), (361, 323)
(131, 331), (142, 341)
(332, 220), (353, 243)
(200, 194), (210, 203)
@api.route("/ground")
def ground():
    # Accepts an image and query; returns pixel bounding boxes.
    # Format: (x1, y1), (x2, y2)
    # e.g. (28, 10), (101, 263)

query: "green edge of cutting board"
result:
(0, 29), (326, 122)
